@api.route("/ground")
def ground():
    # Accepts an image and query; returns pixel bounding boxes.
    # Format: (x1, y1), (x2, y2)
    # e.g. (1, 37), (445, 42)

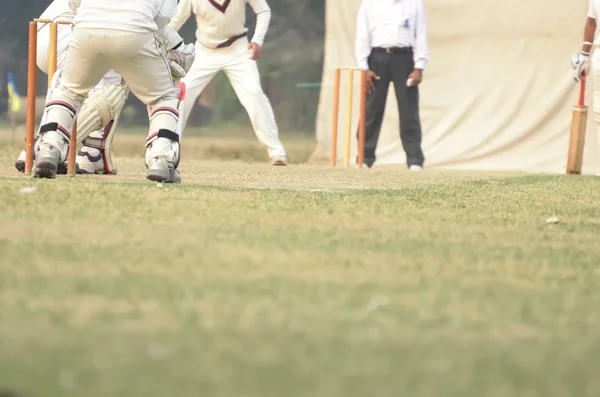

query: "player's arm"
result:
(355, 1), (370, 71)
(412, 0), (429, 71)
(583, 17), (597, 54)
(405, 0), (428, 87)
(572, 2), (597, 83)
(154, 0), (179, 49)
(155, 0), (195, 79)
(247, 0), (271, 60)
(248, 0), (271, 47)
(155, 0), (178, 30)
(169, 0), (193, 32)
(156, 25), (196, 79)
(355, 0), (379, 93)
(157, 26), (184, 51)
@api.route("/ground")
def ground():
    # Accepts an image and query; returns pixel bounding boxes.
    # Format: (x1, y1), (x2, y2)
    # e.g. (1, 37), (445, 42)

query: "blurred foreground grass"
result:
(1, 133), (600, 397)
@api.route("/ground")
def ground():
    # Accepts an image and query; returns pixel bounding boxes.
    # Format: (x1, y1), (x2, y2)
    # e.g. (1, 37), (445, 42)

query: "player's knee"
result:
(238, 85), (266, 108)
(148, 89), (178, 107)
(148, 98), (180, 134)
(146, 98), (181, 165)
(247, 84), (265, 98)
(53, 85), (87, 105)
(42, 98), (79, 142)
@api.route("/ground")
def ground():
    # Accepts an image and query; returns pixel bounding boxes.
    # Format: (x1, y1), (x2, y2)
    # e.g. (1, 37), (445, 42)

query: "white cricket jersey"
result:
(355, 0), (429, 70)
(169, 0), (271, 49)
(39, 0), (74, 22)
(73, 0), (177, 33)
(589, 0), (600, 45)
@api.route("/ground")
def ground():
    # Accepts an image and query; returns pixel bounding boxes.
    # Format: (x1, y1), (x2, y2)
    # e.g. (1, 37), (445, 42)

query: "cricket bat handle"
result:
(567, 77), (588, 175)
(578, 73), (587, 107)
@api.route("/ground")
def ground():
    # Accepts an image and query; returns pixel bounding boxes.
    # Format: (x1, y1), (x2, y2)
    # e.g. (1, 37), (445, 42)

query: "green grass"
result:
(1, 124), (316, 164)
(0, 141), (600, 397)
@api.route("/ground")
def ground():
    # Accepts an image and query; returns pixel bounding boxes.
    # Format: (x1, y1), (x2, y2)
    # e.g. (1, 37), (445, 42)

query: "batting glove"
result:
(572, 51), (590, 82)
(168, 43), (196, 79)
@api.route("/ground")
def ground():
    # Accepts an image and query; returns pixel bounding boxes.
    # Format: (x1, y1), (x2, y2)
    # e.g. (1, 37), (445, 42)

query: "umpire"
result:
(355, 0), (429, 170)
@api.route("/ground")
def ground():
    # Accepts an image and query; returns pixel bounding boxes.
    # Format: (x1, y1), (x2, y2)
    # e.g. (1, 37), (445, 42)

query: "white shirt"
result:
(355, 0), (429, 71)
(41, 0), (74, 22)
(72, 0), (177, 33)
(589, 0), (600, 45)
(169, 0), (271, 49)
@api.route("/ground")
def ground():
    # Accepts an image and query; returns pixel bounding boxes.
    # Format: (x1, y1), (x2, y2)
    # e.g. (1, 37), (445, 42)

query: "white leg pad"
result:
(77, 83), (129, 146)
(76, 82), (129, 174)
(34, 69), (65, 155)
(145, 97), (181, 168)
(40, 87), (83, 162)
(174, 85), (185, 143)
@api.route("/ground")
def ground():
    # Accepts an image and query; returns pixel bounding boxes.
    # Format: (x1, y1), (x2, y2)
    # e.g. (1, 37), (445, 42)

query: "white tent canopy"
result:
(315, 0), (600, 174)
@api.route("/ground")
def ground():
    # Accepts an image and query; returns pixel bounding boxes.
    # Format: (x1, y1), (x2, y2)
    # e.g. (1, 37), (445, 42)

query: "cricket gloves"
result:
(572, 51), (590, 82)
(156, 26), (195, 79)
(168, 43), (196, 79)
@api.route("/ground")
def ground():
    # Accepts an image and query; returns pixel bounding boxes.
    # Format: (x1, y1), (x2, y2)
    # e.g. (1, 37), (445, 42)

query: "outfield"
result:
(1, 130), (600, 397)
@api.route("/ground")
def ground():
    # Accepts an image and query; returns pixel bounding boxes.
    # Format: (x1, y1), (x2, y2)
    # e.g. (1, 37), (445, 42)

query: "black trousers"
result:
(359, 48), (425, 168)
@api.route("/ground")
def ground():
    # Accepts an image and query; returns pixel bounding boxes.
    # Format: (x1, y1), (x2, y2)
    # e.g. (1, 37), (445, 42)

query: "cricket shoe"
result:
(15, 149), (67, 175)
(270, 156), (288, 166)
(14, 150), (26, 173)
(145, 134), (181, 183)
(76, 147), (112, 175)
(34, 143), (62, 179)
(146, 156), (181, 184)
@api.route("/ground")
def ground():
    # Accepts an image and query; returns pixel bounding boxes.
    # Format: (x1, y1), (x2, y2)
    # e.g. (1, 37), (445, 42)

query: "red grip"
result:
(578, 73), (587, 107)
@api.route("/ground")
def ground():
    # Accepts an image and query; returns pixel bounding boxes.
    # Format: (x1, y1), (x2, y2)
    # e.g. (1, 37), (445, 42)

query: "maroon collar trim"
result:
(209, 0), (231, 13)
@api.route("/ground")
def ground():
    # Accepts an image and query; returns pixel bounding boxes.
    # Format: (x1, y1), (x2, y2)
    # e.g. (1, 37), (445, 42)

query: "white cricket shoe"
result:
(146, 156), (181, 183)
(172, 168), (182, 183)
(145, 136), (181, 183)
(14, 150), (27, 173)
(15, 148), (67, 174)
(409, 165), (423, 172)
(270, 156), (288, 166)
(34, 143), (62, 179)
(76, 147), (107, 175)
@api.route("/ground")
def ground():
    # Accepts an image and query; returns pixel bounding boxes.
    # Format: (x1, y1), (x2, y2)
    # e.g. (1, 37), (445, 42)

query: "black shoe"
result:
(15, 160), (25, 173)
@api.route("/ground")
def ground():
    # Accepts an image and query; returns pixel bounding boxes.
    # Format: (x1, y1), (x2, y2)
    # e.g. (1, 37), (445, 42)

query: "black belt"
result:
(371, 47), (412, 54)
(216, 32), (248, 49)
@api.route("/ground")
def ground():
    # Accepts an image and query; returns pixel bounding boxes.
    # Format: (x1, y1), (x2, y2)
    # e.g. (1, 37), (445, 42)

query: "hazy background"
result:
(0, 0), (325, 134)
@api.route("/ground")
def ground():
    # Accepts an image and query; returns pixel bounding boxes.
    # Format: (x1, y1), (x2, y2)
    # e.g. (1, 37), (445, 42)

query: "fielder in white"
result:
(169, 0), (288, 166)
(34, 0), (195, 182)
(16, 0), (128, 175)
(573, 0), (600, 128)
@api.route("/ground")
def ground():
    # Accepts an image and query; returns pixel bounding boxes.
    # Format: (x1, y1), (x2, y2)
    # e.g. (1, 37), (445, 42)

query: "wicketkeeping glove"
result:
(168, 43), (196, 79)
(571, 51), (590, 82)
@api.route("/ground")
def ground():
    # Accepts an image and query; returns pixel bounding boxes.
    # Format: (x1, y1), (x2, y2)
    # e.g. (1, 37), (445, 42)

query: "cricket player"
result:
(572, 0), (599, 125)
(169, 0), (288, 166)
(34, 0), (195, 182)
(15, 0), (129, 176)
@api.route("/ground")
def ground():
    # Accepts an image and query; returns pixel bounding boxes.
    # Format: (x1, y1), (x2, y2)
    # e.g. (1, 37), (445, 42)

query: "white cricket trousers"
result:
(34, 24), (122, 150)
(57, 28), (175, 105)
(593, 50), (600, 125)
(181, 38), (286, 158)
(37, 23), (122, 93)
